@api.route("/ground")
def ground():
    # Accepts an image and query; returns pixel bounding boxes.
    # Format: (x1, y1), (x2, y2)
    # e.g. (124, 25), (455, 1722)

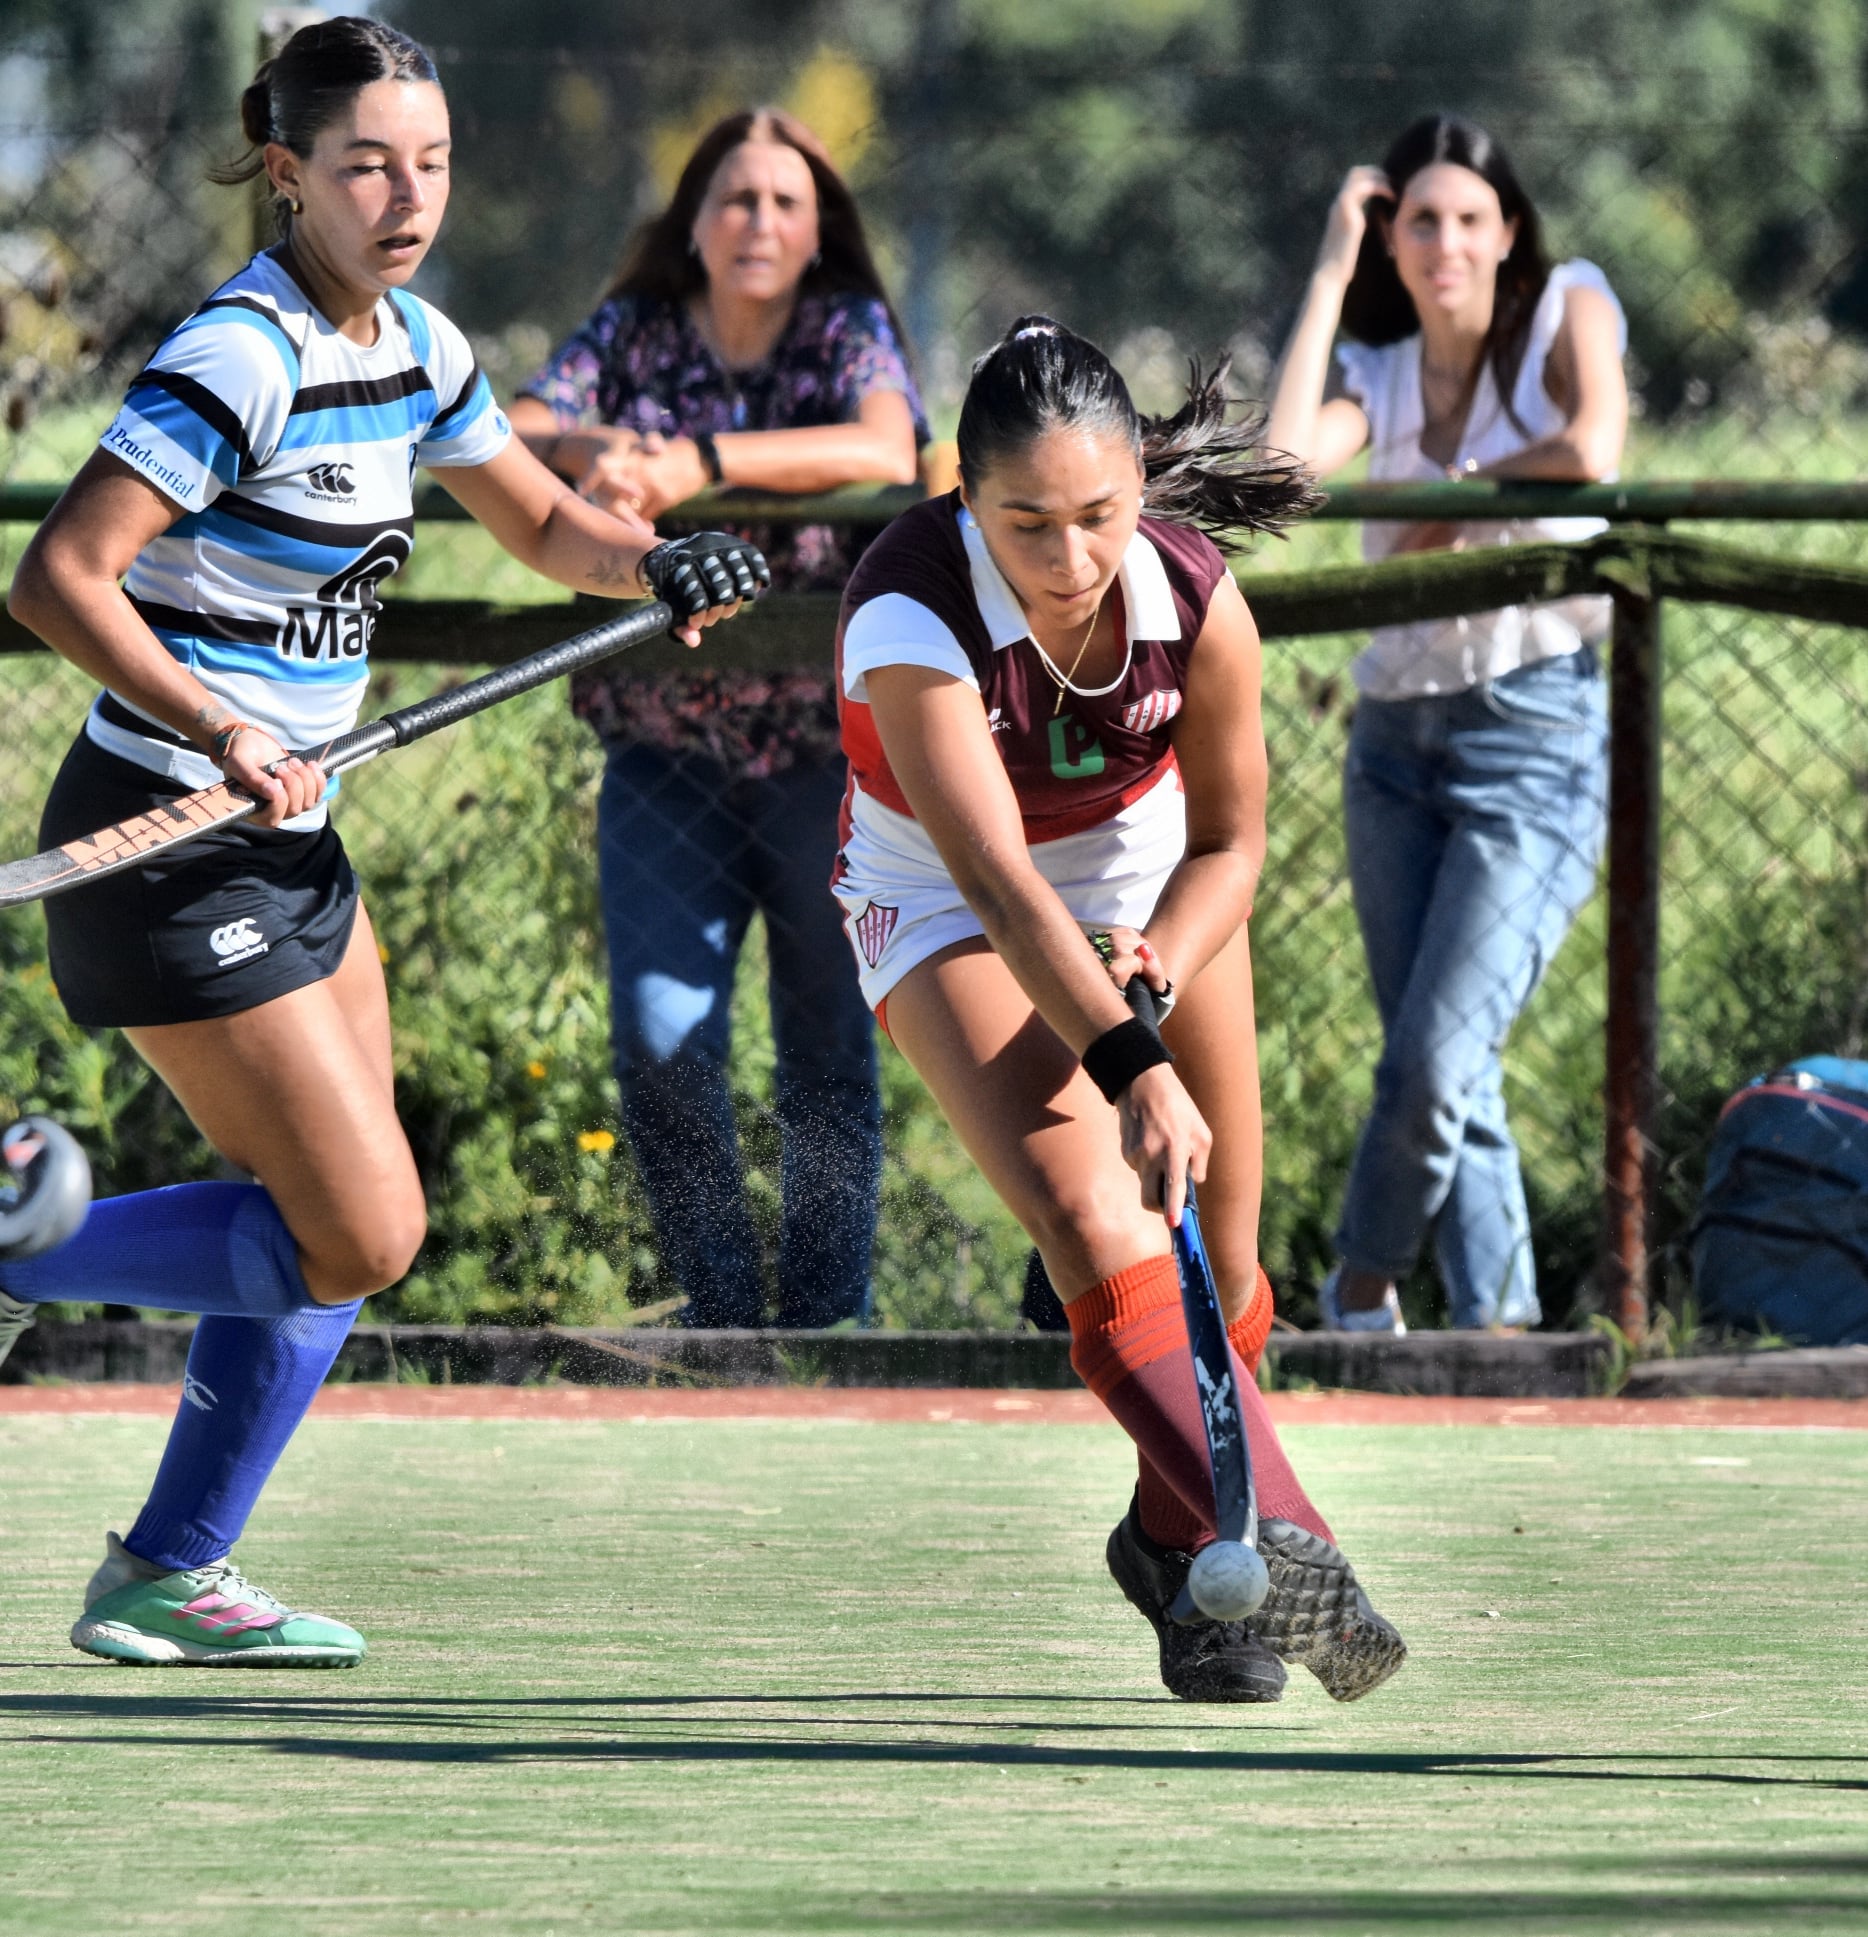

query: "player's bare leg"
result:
(127, 904), (422, 1305)
(61, 908), (415, 1667)
(1161, 923), (1263, 1320)
(888, 938), (1284, 1700)
(892, 932), (1404, 1702)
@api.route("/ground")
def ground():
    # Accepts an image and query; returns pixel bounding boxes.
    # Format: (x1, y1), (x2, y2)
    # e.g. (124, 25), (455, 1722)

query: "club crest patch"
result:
(854, 901), (900, 968)
(1123, 690), (1183, 733)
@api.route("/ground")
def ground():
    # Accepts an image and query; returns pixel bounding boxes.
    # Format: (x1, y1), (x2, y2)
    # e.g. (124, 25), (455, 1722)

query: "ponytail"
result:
(1139, 357), (1320, 546)
(207, 61), (281, 186)
(957, 316), (1317, 553)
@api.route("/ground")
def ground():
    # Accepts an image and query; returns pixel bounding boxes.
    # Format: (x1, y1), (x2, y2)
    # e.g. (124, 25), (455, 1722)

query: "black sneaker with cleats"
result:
(1247, 1518), (1407, 1702)
(1105, 1498), (1286, 1704)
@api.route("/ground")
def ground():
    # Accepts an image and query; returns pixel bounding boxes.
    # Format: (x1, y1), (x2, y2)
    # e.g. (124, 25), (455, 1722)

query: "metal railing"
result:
(3, 478), (1865, 1338)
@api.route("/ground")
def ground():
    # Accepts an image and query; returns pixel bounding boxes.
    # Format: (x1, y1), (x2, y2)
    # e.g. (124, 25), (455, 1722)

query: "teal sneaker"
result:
(70, 1533), (366, 1668)
(0, 1286), (34, 1372)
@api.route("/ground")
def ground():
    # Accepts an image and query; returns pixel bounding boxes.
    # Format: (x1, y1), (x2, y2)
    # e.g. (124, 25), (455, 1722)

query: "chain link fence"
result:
(4, 25), (1868, 1331)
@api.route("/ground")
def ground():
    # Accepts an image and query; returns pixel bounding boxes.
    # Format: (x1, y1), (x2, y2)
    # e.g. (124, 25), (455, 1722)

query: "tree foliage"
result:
(5, 0), (1866, 417)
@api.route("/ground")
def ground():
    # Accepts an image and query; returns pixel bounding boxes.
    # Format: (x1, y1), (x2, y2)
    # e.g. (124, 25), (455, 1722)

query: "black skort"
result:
(39, 730), (360, 1028)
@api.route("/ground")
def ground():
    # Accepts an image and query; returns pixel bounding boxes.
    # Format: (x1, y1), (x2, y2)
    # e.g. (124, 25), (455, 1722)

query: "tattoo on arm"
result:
(586, 550), (643, 592)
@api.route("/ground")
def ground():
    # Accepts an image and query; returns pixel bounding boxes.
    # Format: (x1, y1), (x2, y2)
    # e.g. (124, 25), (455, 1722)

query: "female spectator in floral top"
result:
(510, 108), (926, 1328)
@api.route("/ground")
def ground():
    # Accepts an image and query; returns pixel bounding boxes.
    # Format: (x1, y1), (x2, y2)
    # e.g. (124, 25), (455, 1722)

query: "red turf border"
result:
(1, 1384), (1865, 1428)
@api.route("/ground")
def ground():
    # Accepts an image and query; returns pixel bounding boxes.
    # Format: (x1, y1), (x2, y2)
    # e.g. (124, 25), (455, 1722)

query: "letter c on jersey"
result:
(1048, 713), (1107, 780)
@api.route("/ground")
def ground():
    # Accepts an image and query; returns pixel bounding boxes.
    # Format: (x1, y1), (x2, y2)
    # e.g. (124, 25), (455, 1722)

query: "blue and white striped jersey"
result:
(91, 247), (509, 820)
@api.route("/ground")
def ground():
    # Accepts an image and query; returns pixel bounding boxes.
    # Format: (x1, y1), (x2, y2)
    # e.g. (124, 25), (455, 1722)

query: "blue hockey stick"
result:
(1124, 980), (1268, 1621)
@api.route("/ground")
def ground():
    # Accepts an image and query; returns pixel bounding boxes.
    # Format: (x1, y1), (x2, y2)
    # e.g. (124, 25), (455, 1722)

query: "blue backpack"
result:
(1690, 1055), (1868, 1346)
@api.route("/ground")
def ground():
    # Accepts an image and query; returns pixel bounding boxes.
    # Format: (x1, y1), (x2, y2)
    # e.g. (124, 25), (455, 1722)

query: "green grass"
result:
(5, 1412), (1866, 1933)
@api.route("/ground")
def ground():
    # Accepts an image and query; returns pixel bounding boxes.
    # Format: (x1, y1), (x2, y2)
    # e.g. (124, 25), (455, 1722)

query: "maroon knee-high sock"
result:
(1068, 1255), (1215, 1541)
(1070, 1259), (1333, 1552)
(1236, 1371), (1333, 1543)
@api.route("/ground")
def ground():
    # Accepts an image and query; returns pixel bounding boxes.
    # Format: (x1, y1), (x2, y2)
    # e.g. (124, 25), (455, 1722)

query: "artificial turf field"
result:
(4, 1401), (1866, 1934)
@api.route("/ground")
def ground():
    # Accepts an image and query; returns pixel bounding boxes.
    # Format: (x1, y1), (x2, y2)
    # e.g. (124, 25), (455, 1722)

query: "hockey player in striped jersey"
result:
(0, 16), (763, 1667)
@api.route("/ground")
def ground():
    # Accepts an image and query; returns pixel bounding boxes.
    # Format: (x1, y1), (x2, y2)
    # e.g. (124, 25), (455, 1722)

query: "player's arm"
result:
(1139, 574), (1267, 988)
(864, 663), (1210, 1215)
(7, 451), (323, 825)
(434, 439), (760, 645)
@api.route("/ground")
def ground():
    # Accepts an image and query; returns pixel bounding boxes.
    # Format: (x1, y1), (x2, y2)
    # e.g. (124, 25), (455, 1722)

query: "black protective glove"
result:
(641, 532), (770, 620)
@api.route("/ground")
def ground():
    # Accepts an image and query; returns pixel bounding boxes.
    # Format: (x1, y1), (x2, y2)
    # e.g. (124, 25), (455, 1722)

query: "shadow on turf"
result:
(3, 1689), (1866, 1793)
(736, 1885), (1868, 1928)
(0, 1686), (1309, 1737)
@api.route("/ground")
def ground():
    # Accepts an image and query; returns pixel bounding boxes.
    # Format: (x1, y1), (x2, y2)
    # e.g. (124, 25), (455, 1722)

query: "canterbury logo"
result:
(209, 917), (268, 963)
(317, 530), (412, 607)
(1123, 690), (1183, 733)
(306, 462), (355, 496)
(182, 1372), (218, 1413)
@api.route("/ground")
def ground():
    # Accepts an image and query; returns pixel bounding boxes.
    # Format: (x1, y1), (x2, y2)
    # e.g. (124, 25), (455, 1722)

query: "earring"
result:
(290, 199), (302, 215)
(687, 237), (699, 257)
(810, 248), (822, 268)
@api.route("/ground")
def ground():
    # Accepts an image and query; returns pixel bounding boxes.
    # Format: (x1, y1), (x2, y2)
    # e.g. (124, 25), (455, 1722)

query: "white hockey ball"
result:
(1188, 1539), (1271, 1620)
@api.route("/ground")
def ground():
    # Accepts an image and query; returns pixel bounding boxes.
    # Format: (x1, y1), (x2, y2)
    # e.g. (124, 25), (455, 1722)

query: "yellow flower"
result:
(377, 942), (392, 965)
(526, 1060), (548, 1080)
(576, 1129), (616, 1153)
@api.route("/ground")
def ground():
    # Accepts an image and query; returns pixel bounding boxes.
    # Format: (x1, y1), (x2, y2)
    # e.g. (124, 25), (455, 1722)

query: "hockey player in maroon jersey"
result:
(831, 316), (1406, 1704)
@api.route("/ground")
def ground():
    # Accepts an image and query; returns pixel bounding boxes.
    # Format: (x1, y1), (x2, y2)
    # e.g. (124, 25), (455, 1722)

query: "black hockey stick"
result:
(1124, 979), (1269, 1623)
(0, 601), (676, 909)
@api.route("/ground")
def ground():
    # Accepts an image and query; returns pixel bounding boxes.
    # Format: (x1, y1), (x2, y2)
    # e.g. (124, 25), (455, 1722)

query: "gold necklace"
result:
(1034, 600), (1104, 717)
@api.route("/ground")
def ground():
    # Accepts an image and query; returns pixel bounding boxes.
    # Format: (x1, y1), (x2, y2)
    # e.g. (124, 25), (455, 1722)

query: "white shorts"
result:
(833, 769), (1188, 1010)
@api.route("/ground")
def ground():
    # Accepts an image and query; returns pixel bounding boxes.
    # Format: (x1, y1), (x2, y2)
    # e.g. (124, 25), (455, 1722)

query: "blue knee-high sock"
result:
(124, 1302), (361, 1572)
(0, 1182), (317, 1316)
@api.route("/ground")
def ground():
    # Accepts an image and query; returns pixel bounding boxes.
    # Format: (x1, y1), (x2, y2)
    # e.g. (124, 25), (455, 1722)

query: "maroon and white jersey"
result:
(835, 492), (1228, 847)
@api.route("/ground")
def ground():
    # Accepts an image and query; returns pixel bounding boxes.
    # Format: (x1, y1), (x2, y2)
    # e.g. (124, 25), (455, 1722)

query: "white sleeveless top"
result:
(1335, 259), (1627, 699)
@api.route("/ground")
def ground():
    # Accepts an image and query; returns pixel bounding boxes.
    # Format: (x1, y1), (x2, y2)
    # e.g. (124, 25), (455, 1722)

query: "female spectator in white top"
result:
(1266, 112), (1628, 1333)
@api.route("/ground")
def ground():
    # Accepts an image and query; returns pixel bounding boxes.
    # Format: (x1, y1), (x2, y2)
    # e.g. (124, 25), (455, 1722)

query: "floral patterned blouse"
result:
(519, 289), (928, 776)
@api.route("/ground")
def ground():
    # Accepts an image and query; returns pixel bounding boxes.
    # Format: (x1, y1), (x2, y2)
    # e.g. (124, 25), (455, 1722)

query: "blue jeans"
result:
(597, 743), (882, 1327)
(1334, 648), (1608, 1328)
